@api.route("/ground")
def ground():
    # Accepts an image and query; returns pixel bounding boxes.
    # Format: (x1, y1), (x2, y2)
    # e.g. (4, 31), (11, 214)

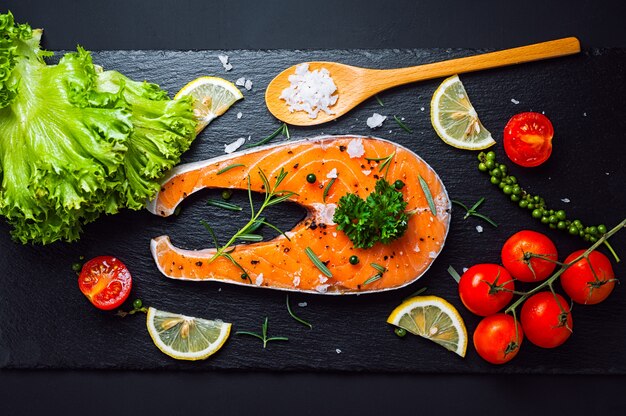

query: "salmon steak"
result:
(147, 135), (451, 294)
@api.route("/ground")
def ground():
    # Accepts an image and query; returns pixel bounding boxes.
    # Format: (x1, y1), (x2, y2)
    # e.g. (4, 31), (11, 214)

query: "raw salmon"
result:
(148, 135), (450, 294)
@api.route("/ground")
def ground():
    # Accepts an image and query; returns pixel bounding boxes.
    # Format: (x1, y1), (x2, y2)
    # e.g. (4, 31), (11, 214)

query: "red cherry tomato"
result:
(521, 292), (573, 348)
(458, 264), (514, 316)
(501, 230), (558, 282)
(473, 313), (523, 365)
(503, 112), (554, 167)
(561, 250), (616, 305)
(78, 256), (132, 310)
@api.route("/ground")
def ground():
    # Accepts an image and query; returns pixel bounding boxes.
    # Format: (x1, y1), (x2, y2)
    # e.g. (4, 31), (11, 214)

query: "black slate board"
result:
(1, 48), (625, 373)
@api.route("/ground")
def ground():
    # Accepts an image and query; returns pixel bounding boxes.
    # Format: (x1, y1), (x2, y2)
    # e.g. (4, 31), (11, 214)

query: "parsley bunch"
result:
(333, 178), (408, 249)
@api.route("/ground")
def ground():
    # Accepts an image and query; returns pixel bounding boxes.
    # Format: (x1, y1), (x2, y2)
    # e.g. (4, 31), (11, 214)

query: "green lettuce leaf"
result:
(0, 12), (196, 244)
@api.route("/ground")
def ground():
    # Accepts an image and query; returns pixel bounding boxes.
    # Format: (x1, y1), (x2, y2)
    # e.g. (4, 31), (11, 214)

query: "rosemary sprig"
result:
(403, 286), (428, 301)
(451, 198), (498, 227)
(206, 199), (242, 211)
(323, 177), (336, 203)
(236, 317), (288, 348)
(286, 295), (312, 329)
(246, 123), (289, 148)
(304, 247), (332, 278)
(375, 95), (384, 107)
(217, 163), (245, 175)
(365, 151), (395, 178)
(418, 174), (437, 216)
(393, 115), (412, 133)
(221, 252), (251, 283)
(204, 167), (297, 265)
(371, 262), (387, 273)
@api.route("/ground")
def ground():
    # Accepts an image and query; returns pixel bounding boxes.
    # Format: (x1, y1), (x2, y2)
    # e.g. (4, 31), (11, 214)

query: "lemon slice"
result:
(430, 75), (495, 150)
(387, 295), (468, 357)
(175, 76), (243, 133)
(146, 307), (231, 360)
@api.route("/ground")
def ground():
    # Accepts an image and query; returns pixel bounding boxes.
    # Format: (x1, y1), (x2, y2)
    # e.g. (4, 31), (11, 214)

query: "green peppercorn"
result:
(512, 186), (521, 195)
(394, 327), (407, 337)
(510, 194), (521, 202)
(221, 190), (232, 200)
(541, 216), (550, 224)
(573, 219), (583, 229)
(549, 215), (557, 224)
(503, 185), (513, 195)
(490, 176), (500, 185)
(498, 182), (506, 189)
(241, 273), (249, 280)
(71, 262), (82, 272)
(556, 210), (566, 221)
(491, 169), (502, 178)
(478, 162), (488, 172)
(393, 180), (405, 190)
(532, 209), (542, 219)
(306, 173), (316, 183)
(349, 255), (359, 265)
(589, 236), (598, 243)
(519, 200), (528, 209)
(499, 164), (507, 174)
(549, 223), (556, 229)
(485, 160), (495, 170)
(527, 203), (535, 210)
(133, 299), (143, 309)
(598, 224), (607, 234)
(486, 151), (496, 160)
(589, 226), (598, 235)
(557, 221), (567, 230)
(509, 176), (517, 184)
(569, 225), (578, 235)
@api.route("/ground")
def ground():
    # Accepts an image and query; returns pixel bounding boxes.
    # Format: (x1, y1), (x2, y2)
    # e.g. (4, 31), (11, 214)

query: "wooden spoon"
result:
(265, 37), (580, 126)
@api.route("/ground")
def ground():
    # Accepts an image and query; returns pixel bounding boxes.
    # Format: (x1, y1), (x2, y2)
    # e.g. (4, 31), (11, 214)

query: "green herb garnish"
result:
(305, 247), (332, 278)
(418, 174), (436, 216)
(393, 115), (412, 133)
(206, 199), (242, 211)
(286, 295), (312, 329)
(447, 265), (462, 283)
(236, 317), (289, 348)
(246, 123), (289, 148)
(364, 262), (387, 285)
(323, 177), (336, 203)
(375, 95), (385, 107)
(366, 152), (395, 178)
(217, 163), (245, 175)
(403, 286), (428, 301)
(201, 168), (296, 268)
(333, 178), (408, 249)
(451, 198), (498, 227)
(371, 262), (386, 273)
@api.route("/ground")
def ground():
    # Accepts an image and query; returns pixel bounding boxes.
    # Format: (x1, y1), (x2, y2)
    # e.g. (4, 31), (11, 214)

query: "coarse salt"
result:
(224, 137), (246, 153)
(255, 273), (264, 286)
(327, 168), (338, 179)
(366, 113), (387, 129)
(315, 284), (329, 293)
(244, 79), (253, 91)
(428, 251), (437, 259)
(279, 63), (338, 119)
(235, 77), (246, 86)
(476, 225), (483, 233)
(561, 198), (570, 203)
(293, 274), (301, 287)
(236, 112), (242, 119)
(298, 302), (307, 307)
(336, 349), (342, 354)
(462, 267), (469, 273)
(347, 139), (365, 158)
(362, 170), (371, 176)
(420, 107), (425, 111)
(511, 98), (520, 104)
(218, 55), (232, 71)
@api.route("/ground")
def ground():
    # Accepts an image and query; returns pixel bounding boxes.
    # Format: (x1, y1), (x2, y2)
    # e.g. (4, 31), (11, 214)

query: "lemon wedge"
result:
(387, 295), (468, 357)
(175, 76), (243, 133)
(146, 307), (231, 360)
(430, 75), (494, 150)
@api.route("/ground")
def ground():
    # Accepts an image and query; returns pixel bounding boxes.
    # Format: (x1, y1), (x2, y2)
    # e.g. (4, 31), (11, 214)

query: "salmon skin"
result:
(148, 135), (451, 295)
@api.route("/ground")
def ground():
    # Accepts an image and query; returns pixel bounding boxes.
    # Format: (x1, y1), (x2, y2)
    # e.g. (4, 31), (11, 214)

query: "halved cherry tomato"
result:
(458, 264), (514, 316)
(501, 230), (558, 282)
(473, 313), (523, 365)
(521, 292), (572, 348)
(78, 256), (132, 310)
(503, 112), (554, 167)
(561, 250), (616, 305)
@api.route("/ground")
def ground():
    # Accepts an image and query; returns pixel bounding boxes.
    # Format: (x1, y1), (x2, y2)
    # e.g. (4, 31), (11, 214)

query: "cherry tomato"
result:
(473, 313), (523, 365)
(561, 250), (615, 305)
(459, 264), (514, 316)
(501, 230), (558, 282)
(78, 256), (132, 310)
(503, 112), (554, 167)
(520, 292), (572, 348)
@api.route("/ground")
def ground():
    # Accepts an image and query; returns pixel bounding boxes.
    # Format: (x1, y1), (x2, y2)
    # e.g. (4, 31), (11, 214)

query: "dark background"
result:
(1, 0), (625, 414)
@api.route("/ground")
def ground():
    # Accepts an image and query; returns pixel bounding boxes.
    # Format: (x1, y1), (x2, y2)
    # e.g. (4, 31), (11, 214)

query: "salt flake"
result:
(298, 302), (307, 307)
(476, 225), (484, 233)
(244, 79), (253, 91)
(366, 113), (387, 129)
(561, 198), (571, 203)
(327, 168), (338, 179)
(511, 98), (520, 104)
(224, 137), (246, 153)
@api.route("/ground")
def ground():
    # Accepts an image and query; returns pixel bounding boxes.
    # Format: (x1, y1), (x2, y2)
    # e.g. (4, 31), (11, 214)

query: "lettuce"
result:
(0, 12), (196, 244)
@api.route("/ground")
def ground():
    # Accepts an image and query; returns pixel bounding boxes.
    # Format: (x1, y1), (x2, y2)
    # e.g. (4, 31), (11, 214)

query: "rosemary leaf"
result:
(403, 286), (428, 301)
(375, 95), (384, 107)
(206, 199), (242, 211)
(217, 163), (245, 175)
(418, 174), (437, 216)
(305, 247), (332, 278)
(200, 220), (220, 249)
(235, 234), (263, 242)
(245, 217), (266, 233)
(323, 177), (336, 203)
(259, 220), (291, 241)
(363, 273), (383, 285)
(447, 265), (462, 283)
(246, 124), (286, 148)
(286, 295), (312, 329)
(393, 115), (413, 133)
(370, 262), (387, 273)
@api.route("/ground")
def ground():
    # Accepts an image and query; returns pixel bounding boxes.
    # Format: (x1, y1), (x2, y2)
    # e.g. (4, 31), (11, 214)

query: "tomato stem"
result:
(505, 218), (625, 315)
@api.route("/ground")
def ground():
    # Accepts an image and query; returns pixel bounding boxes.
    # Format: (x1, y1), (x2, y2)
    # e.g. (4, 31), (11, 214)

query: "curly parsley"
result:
(333, 178), (408, 249)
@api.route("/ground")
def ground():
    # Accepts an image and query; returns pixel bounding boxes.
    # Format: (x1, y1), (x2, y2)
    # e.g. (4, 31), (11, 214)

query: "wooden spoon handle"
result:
(370, 37), (580, 91)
